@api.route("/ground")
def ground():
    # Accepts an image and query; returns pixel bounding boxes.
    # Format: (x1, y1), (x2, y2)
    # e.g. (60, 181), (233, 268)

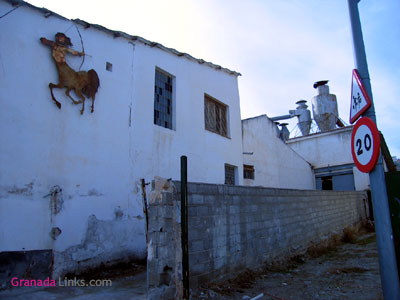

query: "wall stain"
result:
(6, 182), (34, 196)
(79, 189), (103, 197)
(52, 214), (146, 278)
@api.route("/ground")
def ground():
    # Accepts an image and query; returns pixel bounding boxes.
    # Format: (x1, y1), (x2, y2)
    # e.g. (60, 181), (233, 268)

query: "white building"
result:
(242, 115), (314, 189)
(0, 0), (243, 280)
(241, 82), (374, 193)
(287, 126), (370, 191)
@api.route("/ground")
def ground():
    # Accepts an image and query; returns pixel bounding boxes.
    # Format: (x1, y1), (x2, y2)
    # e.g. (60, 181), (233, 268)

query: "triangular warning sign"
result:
(350, 69), (372, 124)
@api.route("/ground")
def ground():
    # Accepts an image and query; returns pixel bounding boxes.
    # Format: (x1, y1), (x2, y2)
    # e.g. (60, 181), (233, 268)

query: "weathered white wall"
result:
(353, 167), (370, 191)
(242, 115), (314, 189)
(0, 1), (243, 276)
(130, 40), (243, 187)
(287, 127), (370, 191)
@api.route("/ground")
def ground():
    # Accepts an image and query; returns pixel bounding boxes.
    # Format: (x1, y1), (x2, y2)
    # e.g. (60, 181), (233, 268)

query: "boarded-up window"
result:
(225, 164), (236, 185)
(204, 95), (228, 136)
(154, 69), (173, 129)
(243, 165), (255, 180)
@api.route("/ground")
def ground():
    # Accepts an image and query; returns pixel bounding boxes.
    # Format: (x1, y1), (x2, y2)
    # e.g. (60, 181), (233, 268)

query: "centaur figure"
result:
(40, 32), (100, 114)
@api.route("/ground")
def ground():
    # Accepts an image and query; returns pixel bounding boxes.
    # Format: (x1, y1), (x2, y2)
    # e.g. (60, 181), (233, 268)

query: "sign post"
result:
(348, 1), (400, 299)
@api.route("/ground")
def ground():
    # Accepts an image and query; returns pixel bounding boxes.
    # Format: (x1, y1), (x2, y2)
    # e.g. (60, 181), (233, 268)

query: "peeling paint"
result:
(114, 207), (123, 220)
(52, 214), (146, 278)
(87, 189), (103, 196)
(6, 182), (34, 196)
(49, 185), (63, 215)
(149, 176), (175, 204)
(51, 227), (62, 240)
(79, 189), (103, 197)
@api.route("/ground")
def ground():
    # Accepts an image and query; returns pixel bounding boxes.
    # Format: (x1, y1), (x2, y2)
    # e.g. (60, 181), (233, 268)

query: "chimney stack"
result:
(311, 81), (339, 132)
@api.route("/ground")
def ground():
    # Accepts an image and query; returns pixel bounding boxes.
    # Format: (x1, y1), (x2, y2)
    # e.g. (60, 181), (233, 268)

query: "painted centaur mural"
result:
(40, 33), (100, 114)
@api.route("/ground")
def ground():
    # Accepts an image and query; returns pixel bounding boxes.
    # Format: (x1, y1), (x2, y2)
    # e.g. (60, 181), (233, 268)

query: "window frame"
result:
(154, 67), (175, 130)
(225, 164), (237, 185)
(243, 164), (255, 180)
(204, 94), (229, 138)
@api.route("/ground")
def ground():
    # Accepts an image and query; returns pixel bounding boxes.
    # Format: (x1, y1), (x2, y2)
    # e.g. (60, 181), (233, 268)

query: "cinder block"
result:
(216, 236), (227, 247)
(188, 206), (197, 217)
(204, 195), (217, 204)
(229, 205), (239, 214)
(190, 240), (204, 252)
(190, 262), (210, 275)
(214, 257), (227, 270)
(162, 192), (174, 206)
(191, 250), (212, 264)
(203, 239), (213, 250)
(197, 206), (209, 216)
(190, 194), (204, 205)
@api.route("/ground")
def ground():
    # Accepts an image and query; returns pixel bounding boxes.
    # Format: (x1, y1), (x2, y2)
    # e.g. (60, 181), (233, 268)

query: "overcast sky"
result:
(25, 0), (400, 157)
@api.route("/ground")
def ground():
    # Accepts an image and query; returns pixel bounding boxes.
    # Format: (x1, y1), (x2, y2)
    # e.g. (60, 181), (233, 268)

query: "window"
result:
(321, 176), (333, 190)
(243, 165), (255, 180)
(204, 94), (228, 137)
(225, 164), (236, 185)
(314, 164), (355, 191)
(154, 69), (173, 129)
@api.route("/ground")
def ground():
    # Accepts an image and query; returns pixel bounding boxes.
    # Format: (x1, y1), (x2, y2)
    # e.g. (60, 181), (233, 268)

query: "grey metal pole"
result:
(347, 1), (400, 299)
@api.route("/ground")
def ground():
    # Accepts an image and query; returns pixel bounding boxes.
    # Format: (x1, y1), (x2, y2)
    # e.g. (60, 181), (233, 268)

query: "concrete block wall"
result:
(185, 183), (366, 286)
(147, 178), (367, 298)
(147, 178), (183, 300)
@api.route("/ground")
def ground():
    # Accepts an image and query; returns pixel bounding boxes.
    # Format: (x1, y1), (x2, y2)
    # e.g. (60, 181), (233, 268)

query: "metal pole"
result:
(347, 1), (400, 299)
(141, 179), (149, 243)
(180, 156), (189, 299)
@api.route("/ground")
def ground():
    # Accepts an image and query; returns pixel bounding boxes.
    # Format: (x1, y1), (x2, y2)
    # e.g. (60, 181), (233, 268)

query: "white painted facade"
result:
(287, 126), (370, 191)
(242, 115), (314, 190)
(0, 1), (243, 276)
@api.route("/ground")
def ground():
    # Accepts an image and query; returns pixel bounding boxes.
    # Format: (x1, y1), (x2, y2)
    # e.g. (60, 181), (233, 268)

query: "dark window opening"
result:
(106, 62), (112, 72)
(244, 165), (255, 180)
(154, 69), (173, 129)
(225, 164), (236, 185)
(321, 176), (333, 190)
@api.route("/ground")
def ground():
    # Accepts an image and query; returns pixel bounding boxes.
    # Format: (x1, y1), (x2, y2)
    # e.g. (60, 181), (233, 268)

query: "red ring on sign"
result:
(351, 117), (380, 173)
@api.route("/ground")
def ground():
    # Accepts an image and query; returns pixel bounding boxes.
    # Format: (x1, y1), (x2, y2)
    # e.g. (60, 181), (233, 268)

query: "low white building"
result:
(242, 115), (314, 189)
(287, 126), (370, 191)
(0, 0), (243, 280)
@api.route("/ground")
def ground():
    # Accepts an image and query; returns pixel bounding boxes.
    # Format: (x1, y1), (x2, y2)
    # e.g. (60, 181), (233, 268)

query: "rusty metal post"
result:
(180, 156), (189, 299)
(141, 179), (149, 243)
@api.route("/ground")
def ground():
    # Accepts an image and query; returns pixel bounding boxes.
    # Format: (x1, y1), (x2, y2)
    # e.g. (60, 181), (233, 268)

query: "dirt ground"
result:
(0, 231), (383, 300)
(194, 232), (383, 300)
(0, 263), (147, 300)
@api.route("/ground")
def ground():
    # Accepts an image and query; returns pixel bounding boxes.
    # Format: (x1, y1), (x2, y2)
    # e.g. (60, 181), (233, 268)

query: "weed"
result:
(342, 228), (357, 244)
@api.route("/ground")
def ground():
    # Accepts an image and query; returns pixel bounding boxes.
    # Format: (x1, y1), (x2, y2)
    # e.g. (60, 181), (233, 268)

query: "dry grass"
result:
(307, 233), (342, 258)
(209, 222), (373, 297)
(209, 269), (257, 295)
(328, 267), (369, 274)
(356, 235), (376, 246)
(342, 227), (358, 244)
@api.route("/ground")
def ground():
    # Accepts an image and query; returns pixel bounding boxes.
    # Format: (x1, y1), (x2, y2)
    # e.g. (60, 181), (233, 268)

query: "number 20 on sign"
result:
(351, 117), (380, 173)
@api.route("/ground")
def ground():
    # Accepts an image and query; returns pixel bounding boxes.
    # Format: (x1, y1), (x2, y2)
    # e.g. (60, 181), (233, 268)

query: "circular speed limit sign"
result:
(351, 117), (380, 173)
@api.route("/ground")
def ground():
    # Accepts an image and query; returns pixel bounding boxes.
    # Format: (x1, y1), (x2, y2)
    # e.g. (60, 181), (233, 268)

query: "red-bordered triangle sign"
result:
(350, 69), (372, 124)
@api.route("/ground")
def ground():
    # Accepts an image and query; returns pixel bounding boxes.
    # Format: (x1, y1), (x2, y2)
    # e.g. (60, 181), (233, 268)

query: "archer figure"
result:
(40, 32), (100, 114)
